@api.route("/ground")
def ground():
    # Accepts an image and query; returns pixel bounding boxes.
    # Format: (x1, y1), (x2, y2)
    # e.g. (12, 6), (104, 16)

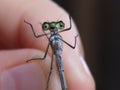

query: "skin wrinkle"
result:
(0, 50), (28, 74)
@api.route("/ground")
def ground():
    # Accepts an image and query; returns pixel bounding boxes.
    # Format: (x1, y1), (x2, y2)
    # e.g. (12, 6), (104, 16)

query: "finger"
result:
(0, 0), (25, 48)
(21, 1), (95, 90)
(0, 0), (95, 90)
(0, 49), (47, 90)
(63, 53), (95, 90)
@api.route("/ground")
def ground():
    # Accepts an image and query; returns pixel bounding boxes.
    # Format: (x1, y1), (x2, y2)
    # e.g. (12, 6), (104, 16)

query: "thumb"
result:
(0, 49), (46, 90)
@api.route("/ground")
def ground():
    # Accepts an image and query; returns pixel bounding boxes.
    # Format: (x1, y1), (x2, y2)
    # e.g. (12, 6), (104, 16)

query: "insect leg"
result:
(26, 43), (50, 62)
(60, 35), (78, 49)
(46, 53), (54, 90)
(24, 20), (41, 38)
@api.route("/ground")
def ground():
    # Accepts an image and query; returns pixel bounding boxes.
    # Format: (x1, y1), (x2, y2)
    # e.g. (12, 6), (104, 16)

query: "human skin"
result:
(0, 0), (95, 90)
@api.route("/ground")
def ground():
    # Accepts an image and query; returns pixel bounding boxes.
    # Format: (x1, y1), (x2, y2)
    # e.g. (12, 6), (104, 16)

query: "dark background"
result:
(53, 0), (120, 90)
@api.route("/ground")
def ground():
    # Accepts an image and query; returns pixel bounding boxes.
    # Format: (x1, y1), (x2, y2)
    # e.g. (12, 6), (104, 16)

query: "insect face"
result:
(42, 21), (65, 32)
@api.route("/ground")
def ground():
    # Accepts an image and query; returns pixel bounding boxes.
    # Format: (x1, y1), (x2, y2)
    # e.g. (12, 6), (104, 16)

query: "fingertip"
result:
(64, 55), (95, 90)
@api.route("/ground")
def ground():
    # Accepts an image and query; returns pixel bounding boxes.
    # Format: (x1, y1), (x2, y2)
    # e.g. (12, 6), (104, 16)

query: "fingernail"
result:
(1, 63), (46, 90)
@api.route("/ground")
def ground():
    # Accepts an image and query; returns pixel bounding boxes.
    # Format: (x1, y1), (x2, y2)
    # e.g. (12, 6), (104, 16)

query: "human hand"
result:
(0, 0), (95, 90)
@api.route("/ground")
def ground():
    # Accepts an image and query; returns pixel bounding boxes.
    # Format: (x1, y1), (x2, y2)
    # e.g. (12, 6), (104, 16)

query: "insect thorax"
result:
(50, 34), (63, 55)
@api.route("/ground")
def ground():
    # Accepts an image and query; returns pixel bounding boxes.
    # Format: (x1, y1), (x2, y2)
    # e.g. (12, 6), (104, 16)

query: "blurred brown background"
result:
(53, 0), (120, 90)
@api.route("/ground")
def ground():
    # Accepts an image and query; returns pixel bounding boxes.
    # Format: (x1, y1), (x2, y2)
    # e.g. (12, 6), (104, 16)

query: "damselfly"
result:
(24, 15), (78, 90)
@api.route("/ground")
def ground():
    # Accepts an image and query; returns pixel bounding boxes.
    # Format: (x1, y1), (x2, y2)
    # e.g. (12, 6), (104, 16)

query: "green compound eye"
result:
(56, 21), (65, 29)
(42, 22), (50, 30)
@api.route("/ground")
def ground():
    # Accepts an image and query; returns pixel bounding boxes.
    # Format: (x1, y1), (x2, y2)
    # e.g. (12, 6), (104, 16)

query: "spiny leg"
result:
(46, 53), (54, 90)
(60, 35), (79, 49)
(26, 43), (50, 62)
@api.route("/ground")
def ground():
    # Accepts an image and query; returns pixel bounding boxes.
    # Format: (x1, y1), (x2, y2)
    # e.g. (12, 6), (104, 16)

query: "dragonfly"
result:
(24, 15), (78, 90)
